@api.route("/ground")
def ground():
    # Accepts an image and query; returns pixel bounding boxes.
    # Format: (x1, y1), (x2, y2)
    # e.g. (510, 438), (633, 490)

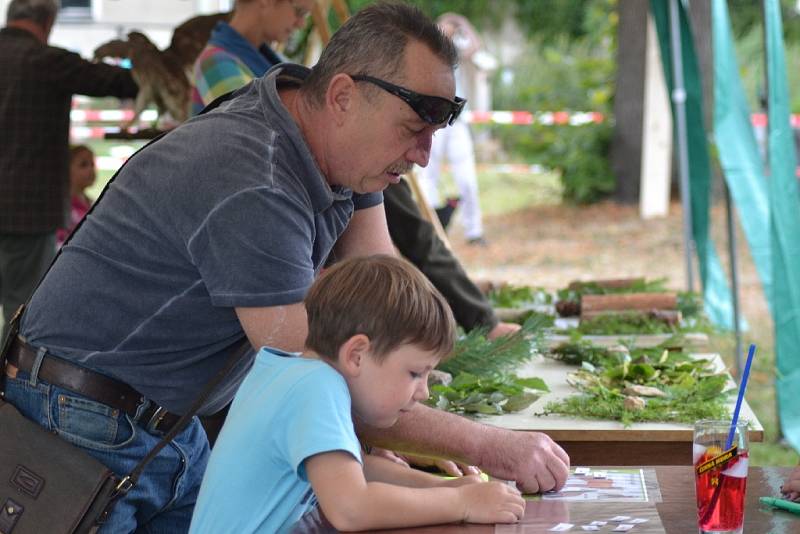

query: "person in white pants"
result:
(417, 12), (485, 245)
(418, 117), (484, 243)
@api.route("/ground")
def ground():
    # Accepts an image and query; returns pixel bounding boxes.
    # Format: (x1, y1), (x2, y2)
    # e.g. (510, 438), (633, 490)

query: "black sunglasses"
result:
(350, 74), (466, 126)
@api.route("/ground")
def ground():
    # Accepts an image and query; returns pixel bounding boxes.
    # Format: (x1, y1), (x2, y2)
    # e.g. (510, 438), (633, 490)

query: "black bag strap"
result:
(117, 335), (251, 493)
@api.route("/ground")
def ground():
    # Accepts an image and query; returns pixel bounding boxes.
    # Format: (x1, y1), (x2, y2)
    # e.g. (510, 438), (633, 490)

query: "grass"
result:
(436, 167), (562, 217)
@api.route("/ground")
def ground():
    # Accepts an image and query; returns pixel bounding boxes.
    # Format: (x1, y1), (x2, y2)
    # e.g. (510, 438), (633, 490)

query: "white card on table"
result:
(549, 523), (575, 532)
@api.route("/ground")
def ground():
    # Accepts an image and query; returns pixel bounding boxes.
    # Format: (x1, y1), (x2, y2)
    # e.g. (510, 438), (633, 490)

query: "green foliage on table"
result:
(556, 277), (670, 303)
(507, 310), (556, 327)
(573, 312), (679, 335)
(488, 285), (553, 308)
(438, 314), (548, 377)
(426, 372), (549, 416)
(544, 338), (732, 426)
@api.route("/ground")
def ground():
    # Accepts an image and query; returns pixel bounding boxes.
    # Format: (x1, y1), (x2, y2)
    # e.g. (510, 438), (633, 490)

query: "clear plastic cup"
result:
(693, 419), (749, 534)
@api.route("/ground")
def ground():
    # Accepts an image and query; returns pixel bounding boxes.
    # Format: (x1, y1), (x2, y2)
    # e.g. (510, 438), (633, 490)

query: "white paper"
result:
(613, 525), (635, 532)
(589, 521), (608, 526)
(549, 523), (575, 532)
(629, 518), (649, 524)
(574, 467), (592, 475)
(609, 516), (632, 522)
(593, 471), (608, 479)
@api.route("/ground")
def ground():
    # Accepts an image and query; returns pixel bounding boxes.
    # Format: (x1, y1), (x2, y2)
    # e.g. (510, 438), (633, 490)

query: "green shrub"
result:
(490, 26), (616, 204)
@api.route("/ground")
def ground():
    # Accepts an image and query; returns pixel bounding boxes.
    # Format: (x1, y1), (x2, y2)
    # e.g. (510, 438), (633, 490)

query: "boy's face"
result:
(349, 344), (440, 429)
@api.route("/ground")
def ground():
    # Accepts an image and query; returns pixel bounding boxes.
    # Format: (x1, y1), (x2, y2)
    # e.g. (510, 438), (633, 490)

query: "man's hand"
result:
(781, 465), (800, 501)
(476, 428), (570, 494)
(487, 322), (521, 340)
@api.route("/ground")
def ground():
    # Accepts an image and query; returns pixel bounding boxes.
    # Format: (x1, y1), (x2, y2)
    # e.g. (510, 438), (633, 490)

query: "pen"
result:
(760, 496), (800, 515)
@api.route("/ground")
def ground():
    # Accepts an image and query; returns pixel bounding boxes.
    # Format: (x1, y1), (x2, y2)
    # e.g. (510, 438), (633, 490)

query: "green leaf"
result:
(504, 392), (540, 412)
(514, 376), (550, 392)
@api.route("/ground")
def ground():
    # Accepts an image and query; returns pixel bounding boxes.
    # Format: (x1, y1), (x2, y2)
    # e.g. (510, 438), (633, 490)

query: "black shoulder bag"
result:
(0, 97), (249, 533)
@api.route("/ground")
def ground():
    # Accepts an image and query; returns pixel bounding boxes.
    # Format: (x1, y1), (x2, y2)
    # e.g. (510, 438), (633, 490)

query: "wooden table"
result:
(296, 467), (796, 533)
(475, 354), (763, 465)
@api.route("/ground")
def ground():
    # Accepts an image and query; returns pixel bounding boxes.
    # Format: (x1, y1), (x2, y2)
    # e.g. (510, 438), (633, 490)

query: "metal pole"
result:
(761, 0), (783, 442)
(669, 0), (696, 293)
(724, 181), (744, 374)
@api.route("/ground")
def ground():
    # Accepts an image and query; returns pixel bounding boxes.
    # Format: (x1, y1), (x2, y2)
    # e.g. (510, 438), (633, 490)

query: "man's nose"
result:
(406, 130), (433, 167)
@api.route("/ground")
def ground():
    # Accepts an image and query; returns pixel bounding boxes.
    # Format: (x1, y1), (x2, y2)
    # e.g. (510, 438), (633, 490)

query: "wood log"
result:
(581, 292), (677, 313)
(568, 277), (646, 290)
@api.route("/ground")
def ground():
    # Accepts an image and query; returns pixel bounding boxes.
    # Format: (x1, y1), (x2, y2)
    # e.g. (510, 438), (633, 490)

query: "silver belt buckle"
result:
(146, 406), (167, 430)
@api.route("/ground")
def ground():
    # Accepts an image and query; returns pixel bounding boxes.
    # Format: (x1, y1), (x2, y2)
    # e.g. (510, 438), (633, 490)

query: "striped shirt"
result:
(191, 45), (254, 115)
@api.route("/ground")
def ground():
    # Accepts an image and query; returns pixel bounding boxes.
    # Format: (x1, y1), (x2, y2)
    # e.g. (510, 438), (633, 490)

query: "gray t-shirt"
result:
(21, 64), (382, 414)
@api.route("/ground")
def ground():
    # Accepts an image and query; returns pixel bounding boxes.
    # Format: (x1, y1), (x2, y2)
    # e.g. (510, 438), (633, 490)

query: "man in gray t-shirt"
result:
(3, 3), (569, 532)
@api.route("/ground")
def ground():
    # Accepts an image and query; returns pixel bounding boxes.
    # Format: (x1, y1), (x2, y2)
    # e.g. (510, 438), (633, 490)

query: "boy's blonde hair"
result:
(304, 255), (456, 362)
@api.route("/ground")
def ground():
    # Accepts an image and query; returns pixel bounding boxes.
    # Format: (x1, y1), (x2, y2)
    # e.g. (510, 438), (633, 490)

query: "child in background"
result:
(56, 145), (95, 247)
(189, 255), (525, 533)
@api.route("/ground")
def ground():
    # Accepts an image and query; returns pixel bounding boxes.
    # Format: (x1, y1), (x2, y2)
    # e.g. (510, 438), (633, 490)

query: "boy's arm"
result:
(363, 452), (481, 488)
(305, 451), (524, 531)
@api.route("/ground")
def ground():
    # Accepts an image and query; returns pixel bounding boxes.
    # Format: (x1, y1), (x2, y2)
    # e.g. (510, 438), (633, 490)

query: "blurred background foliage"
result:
(331, 0), (800, 204)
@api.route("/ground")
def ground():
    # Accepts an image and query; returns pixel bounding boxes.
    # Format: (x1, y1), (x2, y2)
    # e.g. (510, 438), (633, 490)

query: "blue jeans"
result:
(3, 360), (210, 533)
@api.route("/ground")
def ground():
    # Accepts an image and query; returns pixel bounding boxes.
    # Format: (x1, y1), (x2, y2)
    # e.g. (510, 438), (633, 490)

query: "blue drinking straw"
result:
(726, 343), (757, 449)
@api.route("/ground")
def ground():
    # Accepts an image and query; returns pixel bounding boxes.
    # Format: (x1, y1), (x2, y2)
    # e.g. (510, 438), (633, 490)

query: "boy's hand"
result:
(439, 474), (484, 488)
(459, 481), (526, 524)
(781, 466), (800, 501)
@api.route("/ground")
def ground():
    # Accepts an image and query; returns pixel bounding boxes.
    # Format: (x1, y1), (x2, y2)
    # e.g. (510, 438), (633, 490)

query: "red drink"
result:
(695, 450), (748, 533)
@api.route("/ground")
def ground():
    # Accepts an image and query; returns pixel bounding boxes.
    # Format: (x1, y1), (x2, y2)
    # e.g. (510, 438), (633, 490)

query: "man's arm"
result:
(355, 403), (570, 494)
(333, 203), (395, 259)
(306, 451), (524, 531)
(41, 47), (138, 99)
(235, 303), (308, 353)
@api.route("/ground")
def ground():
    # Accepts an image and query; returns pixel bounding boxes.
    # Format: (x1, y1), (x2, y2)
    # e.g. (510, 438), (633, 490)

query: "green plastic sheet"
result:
(764, 0), (800, 452)
(711, 0), (772, 315)
(650, 0), (737, 330)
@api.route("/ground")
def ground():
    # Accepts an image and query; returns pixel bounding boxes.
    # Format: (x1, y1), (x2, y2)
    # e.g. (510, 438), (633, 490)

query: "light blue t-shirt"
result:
(189, 348), (362, 534)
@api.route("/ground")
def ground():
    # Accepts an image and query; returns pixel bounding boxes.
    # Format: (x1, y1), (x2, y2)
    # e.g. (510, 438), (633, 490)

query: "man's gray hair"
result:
(7, 0), (60, 26)
(302, 1), (457, 106)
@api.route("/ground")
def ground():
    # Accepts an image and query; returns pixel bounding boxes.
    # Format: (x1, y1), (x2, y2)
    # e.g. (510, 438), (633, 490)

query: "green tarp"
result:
(650, 0), (737, 330)
(711, 0), (772, 315)
(764, 0), (800, 452)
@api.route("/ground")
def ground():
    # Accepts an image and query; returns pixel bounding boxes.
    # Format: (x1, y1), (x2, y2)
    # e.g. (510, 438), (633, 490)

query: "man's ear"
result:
(337, 334), (371, 377)
(325, 73), (357, 127)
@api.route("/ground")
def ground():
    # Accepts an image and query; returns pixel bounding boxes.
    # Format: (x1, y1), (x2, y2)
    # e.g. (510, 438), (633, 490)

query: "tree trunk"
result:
(611, 0), (649, 203)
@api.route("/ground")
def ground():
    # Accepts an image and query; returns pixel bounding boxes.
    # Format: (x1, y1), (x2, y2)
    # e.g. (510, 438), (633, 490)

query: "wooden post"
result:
(406, 172), (452, 250)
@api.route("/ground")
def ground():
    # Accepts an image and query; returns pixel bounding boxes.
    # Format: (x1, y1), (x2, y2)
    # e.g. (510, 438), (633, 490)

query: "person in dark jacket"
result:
(0, 0), (138, 342)
(384, 179), (520, 339)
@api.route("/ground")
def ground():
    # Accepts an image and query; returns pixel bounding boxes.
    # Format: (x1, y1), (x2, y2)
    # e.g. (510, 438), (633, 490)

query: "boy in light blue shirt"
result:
(190, 255), (525, 533)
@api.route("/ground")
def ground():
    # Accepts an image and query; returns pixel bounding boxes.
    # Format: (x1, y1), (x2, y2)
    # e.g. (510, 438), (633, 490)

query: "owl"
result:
(93, 12), (230, 129)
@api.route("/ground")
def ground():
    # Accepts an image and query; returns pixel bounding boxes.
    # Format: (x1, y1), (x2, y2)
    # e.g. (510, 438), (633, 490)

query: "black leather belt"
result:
(4, 336), (181, 434)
